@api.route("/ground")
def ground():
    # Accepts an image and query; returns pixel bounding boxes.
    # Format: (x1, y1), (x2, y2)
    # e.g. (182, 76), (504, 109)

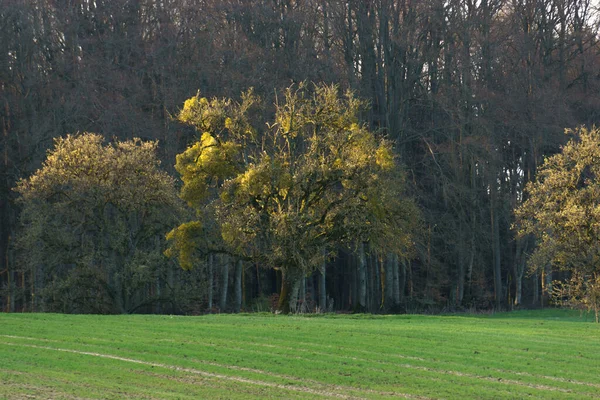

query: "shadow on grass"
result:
(487, 308), (598, 323)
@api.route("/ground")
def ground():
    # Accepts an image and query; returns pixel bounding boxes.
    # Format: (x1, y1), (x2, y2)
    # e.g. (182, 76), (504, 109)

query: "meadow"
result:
(1, 309), (599, 399)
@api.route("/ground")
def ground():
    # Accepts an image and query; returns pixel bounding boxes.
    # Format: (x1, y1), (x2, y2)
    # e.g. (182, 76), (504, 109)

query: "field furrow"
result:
(1, 310), (598, 399)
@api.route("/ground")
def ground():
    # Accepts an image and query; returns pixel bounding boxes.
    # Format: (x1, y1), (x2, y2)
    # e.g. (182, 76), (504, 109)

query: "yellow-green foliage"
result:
(165, 221), (204, 271)
(553, 270), (600, 322)
(17, 133), (179, 210)
(15, 133), (183, 313)
(168, 84), (418, 275)
(516, 126), (600, 275)
(175, 132), (240, 208)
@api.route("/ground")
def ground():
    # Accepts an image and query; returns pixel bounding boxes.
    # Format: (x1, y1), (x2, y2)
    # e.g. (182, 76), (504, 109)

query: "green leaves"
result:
(168, 84), (418, 279)
(15, 133), (183, 313)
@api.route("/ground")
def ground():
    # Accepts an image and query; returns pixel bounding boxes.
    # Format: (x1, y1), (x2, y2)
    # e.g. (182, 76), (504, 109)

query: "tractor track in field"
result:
(2, 335), (599, 398)
(0, 339), (431, 399)
(178, 336), (600, 395)
(0, 382), (92, 400)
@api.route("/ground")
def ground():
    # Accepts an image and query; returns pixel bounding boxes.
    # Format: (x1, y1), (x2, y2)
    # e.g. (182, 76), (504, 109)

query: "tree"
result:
(516, 126), (600, 321)
(553, 271), (600, 323)
(167, 83), (418, 313)
(5, 0), (600, 313)
(15, 133), (182, 313)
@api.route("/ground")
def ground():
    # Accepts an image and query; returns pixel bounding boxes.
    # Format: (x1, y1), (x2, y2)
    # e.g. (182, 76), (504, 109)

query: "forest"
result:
(2, 0), (600, 314)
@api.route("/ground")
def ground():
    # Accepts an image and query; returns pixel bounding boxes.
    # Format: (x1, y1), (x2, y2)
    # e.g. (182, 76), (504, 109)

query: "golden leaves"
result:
(515, 126), (600, 274)
(16, 133), (178, 212)
(165, 221), (204, 271)
(169, 83), (417, 272)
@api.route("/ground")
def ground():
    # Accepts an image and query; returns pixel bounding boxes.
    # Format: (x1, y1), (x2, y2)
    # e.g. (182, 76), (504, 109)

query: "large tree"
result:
(5, 0), (600, 313)
(167, 83), (419, 313)
(15, 133), (182, 313)
(516, 126), (600, 321)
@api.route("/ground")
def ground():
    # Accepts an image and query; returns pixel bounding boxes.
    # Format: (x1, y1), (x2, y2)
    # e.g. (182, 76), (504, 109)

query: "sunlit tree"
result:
(167, 84), (419, 312)
(516, 127), (600, 321)
(16, 133), (182, 313)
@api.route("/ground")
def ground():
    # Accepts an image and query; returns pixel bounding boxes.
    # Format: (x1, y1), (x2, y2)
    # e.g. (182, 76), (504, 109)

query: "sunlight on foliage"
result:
(167, 84), (420, 311)
(165, 221), (204, 271)
(516, 126), (600, 321)
(15, 133), (182, 313)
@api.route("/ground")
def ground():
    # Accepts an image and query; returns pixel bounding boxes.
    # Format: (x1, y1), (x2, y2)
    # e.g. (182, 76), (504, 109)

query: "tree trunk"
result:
(357, 242), (367, 311)
(319, 264), (326, 311)
(166, 262), (174, 313)
(233, 259), (242, 313)
(155, 274), (161, 314)
(399, 256), (407, 304)
(299, 276), (306, 313)
(220, 257), (229, 312)
(207, 254), (214, 310)
(514, 238), (528, 306)
(373, 253), (381, 311)
(351, 254), (357, 308)
(392, 254), (401, 306)
(384, 252), (394, 310)
(8, 268), (14, 313)
(0, 226), (7, 312)
(0, 121), (10, 312)
(457, 226), (465, 306)
(491, 185), (503, 309)
(515, 275), (523, 307)
(278, 268), (302, 314)
(466, 235), (475, 302)
(542, 264), (553, 307)
(532, 270), (540, 306)
(379, 256), (385, 310)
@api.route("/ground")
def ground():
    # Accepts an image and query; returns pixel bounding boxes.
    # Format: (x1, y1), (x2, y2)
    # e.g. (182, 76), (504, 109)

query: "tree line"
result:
(2, 0), (600, 314)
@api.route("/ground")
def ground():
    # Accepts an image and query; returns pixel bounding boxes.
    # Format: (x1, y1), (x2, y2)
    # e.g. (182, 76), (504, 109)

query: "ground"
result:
(0, 310), (599, 399)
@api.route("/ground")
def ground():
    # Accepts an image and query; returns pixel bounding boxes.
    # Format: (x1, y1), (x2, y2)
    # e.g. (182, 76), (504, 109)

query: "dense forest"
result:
(2, 0), (600, 314)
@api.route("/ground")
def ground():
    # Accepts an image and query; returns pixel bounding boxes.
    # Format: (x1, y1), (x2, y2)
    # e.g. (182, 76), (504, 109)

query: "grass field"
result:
(0, 310), (599, 399)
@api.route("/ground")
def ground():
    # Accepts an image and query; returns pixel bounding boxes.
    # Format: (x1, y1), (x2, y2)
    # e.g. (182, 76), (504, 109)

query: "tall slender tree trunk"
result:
(542, 264), (553, 307)
(319, 264), (326, 311)
(515, 274), (523, 307)
(220, 257), (229, 312)
(532, 270), (540, 305)
(457, 225), (465, 306)
(166, 262), (174, 312)
(350, 255), (357, 309)
(8, 268), (14, 313)
(155, 273), (161, 314)
(0, 220), (7, 312)
(392, 254), (401, 306)
(299, 276), (306, 313)
(357, 242), (367, 311)
(399, 256), (407, 304)
(491, 182), (503, 309)
(466, 235), (475, 302)
(514, 238), (528, 306)
(384, 252), (395, 310)
(233, 259), (242, 313)
(1, 99), (10, 314)
(207, 254), (214, 310)
(379, 256), (385, 310)
(373, 253), (381, 311)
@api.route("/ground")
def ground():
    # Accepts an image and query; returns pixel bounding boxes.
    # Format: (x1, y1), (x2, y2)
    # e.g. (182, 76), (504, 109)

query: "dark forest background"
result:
(2, 0), (600, 314)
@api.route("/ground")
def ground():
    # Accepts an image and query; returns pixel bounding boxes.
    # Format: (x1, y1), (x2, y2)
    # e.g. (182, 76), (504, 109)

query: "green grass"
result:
(0, 309), (599, 399)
